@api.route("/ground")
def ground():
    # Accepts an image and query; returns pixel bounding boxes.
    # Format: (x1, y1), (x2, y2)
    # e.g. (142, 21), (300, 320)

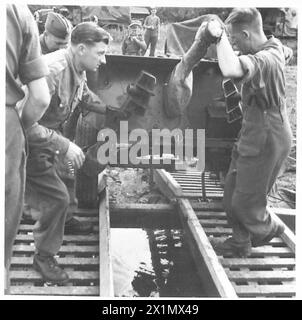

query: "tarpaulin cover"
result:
(262, 8), (297, 38)
(165, 16), (217, 59)
(81, 6), (131, 25)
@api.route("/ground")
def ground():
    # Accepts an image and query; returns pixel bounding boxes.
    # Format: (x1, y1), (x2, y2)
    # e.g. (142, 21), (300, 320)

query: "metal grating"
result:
(9, 211), (100, 296)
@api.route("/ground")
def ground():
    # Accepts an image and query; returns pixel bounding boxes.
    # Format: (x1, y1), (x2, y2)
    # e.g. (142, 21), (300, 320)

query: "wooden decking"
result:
(9, 168), (296, 298)
(9, 173), (113, 297)
(154, 169), (296, 298)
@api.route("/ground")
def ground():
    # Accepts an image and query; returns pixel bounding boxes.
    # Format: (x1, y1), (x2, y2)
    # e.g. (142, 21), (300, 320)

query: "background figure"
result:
(90, 15), (99, 25)
(40, 11), (72, 54)
(6, 4), (50, 292)
(143, 7), (160, 56)
(122, 20), (147, 56)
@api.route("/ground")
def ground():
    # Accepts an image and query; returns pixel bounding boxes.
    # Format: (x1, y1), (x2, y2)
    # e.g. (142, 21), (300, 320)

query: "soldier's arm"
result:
(81, 81), (107, 114)
(133, 36), (147, 51)
(121, 39), (127, 55)
(18, 5), (50, 129)
(205, 20), (245, 78)
(26, 122), (70, 156)
(27, 123), (85, 169)
(21, 78), (50, 129)
(143, 16), (151, 29)
(215, 31), (245, 79)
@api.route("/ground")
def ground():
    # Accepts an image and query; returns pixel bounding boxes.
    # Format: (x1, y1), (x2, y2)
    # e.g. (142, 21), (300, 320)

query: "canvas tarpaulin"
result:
(81, 6), (131, 25)
(164, 16), (217, 59)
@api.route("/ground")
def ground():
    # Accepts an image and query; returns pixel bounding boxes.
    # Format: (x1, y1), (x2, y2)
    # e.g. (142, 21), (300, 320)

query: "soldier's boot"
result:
(210, 237), (251, 258)
(33, 254), (69, 285)
(64, 217), (94, 235)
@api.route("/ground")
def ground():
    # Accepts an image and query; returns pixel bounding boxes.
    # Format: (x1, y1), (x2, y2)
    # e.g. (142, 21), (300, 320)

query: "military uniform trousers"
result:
(5, 107), (26, 270)
(144, 30), (158, 57)
(223, 107), (292, 244)
(25, 149), (71, 256)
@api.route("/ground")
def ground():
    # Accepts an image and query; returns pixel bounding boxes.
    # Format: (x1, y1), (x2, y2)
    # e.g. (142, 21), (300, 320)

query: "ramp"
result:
(154, 169), (296, 298)
(9, 173), (113, 297)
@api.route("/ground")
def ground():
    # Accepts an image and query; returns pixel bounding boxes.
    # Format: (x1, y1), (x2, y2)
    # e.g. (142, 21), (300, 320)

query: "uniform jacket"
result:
(6, 4), (49, 107)
(121, 34), (146, 56)
(236, 36), (292, 158)
(27, 47), (106, 158)
(144, 15), (160, 37)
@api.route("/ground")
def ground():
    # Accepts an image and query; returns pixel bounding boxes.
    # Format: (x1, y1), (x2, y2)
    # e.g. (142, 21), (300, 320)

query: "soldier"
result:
(6, 4), (50, 291)
(206, 8), (293, 257)
(40, 11), (72, 54)
(25, 22), (110, 283)
(143, 7), (161, 56)
(23, 10), (78, 235)
(122, 20), (147, 56)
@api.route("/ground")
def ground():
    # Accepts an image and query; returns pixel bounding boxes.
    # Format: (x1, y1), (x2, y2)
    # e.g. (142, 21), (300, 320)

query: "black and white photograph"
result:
(3, 0), (299, 301)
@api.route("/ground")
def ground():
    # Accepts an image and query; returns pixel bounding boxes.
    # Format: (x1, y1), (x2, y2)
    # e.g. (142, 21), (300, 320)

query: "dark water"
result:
(110, 228), (206, 297)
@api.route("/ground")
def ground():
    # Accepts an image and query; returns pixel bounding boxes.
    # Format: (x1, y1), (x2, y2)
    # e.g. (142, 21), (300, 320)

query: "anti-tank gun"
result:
(75, 15), (242, 208)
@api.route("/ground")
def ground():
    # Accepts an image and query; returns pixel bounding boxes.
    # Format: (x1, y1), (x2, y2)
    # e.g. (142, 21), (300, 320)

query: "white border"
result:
(1, 0), (301, 300)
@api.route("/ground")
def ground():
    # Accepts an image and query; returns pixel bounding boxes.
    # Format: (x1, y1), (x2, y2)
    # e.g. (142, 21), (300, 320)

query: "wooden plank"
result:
(110, 203), (175, 215)
(171, 171), (218, 176)
(73, 208), (98, 216)
(267, 207), (296, 252)
(234, 284), (295, 297)
(98, 169), (108, 194)
(13, 244), (99, 254)
(221, 258), (295, 268)
(183, 193), (223, 199)
(203, 227), (232, 235)
(154, 169), (183, 199)
(9, 286), (99, 296)
(181, 187), (222, 192)
(215, 246), (293, 258)
(98, 186), (114, 297)
(220, 237), (285, 246)
(175, 179), (219, 184)
(15, 234), (99, 243)
(251, 247), (293, 256)
(18, 224), (98, 232)
(172, 177), (220, 182)
(11, 257), (99, 266)
(226, 270), (295, 281)
(176, 176), (220, 182)
(191, 201), (224, 212)
(178, 175), (219, 179)
(196, 211), (227, 219)
(183, 190), (223, 195)
(181, 187), (223, 192)
(197, 219), (228, 226)
(178, 198), (237, 298)
(273, 208), (296, 216)
(10, 270), (99, 281)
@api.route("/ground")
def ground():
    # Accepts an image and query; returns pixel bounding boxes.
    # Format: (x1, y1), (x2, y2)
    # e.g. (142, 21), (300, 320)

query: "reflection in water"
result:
(110, 228), (205, 297)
